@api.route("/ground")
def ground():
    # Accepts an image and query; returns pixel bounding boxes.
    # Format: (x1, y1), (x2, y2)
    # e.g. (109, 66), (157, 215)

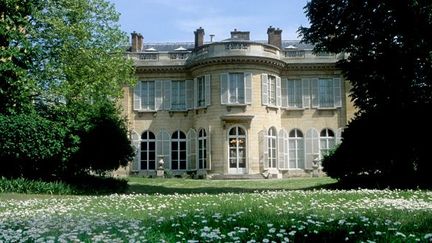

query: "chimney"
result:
(230, 29), (250, 40)
(131, 31), (138, 52)
(137, 33), (143, 52)
(194, 27), (205, 48)
(267, 26), (282, 49)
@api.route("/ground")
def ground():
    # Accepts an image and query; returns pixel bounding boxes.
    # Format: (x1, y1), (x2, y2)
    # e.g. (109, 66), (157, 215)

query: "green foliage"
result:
(300, 0), (432, 186)
(0, 176), (128, 195)
(0, 0), (136, 182)
(69, 101), (134, 176)
(299, 0), (432, 112)
(0, 113), (74, 179)
(0, 177), (76, 194)
(322, 105), (432, 186)
(30, 0), (136, 104)
(0, 0), (39, 114)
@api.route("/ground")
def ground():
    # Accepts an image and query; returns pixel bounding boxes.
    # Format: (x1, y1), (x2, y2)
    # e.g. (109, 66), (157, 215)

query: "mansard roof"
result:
(142, 40), (313, 52)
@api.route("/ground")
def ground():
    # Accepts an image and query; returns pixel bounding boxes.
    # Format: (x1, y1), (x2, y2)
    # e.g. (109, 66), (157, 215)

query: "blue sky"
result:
(107, 0), (310, 43)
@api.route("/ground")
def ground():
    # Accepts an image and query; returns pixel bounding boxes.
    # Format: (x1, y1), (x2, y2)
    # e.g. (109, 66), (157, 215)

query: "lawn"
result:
(1, 177), (432, 242)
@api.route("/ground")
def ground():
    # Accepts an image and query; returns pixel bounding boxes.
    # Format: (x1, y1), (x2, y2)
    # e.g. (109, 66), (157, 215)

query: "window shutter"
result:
(193, 78), (198, 108)
(245, 72), (252, 104)
(186, 79), (194, 110)
(259, 129), (269, 170)
(131, 130), (140, 172)
(305, 128), (319, 169)
(163, 80), (172, 110)
(133, 81), (141, 111)
(281, 79), (288, 108)
(276, 76), (282, 107)
(156, 129), (171, 169)
(311, 78), (319, 108)
(261, 74), (268, 106)
(278, 129), (288, 169)
(333, 78), (342, 108)
(302, 78), (311, 109)
(336, 127), (344, 145)
(207, 126), (212, 170)
(155, 80), (163, 110)
(187, 129), (197, 170)
(220, 73), (229, 105)
(205, 74), (211, 107)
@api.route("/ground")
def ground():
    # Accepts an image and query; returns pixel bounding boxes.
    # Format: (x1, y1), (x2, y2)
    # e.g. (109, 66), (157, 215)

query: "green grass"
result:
(127, 176), (337, 194)
(1, 177), (431, 242)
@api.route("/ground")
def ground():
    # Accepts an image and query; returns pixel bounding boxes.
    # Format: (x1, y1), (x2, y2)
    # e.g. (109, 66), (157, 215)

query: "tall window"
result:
(171, 131), (187, 170)
(287, 79), (302, 108)
(229, 73), (245, 104)
(197, 76), (206, 107)
(171, 80), (186, 110)
(319, 79), (335, 108)
(140, 131), (156, 170)
(288, 129), (305, 169)
(228, 126), (246, 172)
(268, 75), (277, 106)
(198, 129), (207, 169)
(267, 127), (277, 168)
(141, 81), (155, 110)
(320, 128), (335, 158)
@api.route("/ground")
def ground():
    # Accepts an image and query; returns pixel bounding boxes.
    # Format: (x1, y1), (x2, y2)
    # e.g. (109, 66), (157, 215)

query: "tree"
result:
(300, 1), (432, 185)
(0, 0), (136, 179)
(30, 0), (136, 105)
(0, 0), (39, 114)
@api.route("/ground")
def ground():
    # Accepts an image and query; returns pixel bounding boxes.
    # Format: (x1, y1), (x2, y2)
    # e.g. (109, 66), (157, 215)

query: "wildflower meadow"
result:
(1, 178), (431, 242)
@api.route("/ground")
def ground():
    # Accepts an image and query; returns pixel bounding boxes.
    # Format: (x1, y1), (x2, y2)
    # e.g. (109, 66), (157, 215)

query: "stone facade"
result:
(123, 27), (355, 178)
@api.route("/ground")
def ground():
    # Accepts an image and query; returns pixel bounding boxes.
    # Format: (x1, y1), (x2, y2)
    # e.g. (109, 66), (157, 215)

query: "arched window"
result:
(288, 129), (305, 169)
(228, 126), (246, 174)
(268, 127), (277, 168)
(171, 130), (187, 170)
(198, 129), (207, 169)
(320, 128), (335, 158)
(141, 131), (156, 170)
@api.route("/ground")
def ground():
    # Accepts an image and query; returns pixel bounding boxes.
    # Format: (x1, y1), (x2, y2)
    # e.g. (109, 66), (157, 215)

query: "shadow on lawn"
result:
(126, 182), (335, 195)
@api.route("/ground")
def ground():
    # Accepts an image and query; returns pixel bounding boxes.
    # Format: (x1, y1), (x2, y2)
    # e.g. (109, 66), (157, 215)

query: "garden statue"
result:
(312, 155), (320, 177)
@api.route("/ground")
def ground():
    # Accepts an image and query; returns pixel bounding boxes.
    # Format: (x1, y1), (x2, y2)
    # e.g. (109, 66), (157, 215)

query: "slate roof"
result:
(141, 40), (313, 52)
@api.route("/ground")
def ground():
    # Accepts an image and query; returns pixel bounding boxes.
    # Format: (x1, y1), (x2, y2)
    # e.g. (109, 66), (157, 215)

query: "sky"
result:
(106, 0), (310, 43)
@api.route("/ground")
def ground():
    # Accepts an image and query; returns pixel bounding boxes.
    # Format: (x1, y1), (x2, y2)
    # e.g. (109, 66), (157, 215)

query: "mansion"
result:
(122, 27), (355, 178)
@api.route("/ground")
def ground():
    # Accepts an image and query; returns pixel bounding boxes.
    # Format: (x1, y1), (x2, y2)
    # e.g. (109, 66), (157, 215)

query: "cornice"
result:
(186, 56), (286, 72)
(135, 65), (186, 73)
(284, 63), (338, 71)
(134, 59), (339, 74)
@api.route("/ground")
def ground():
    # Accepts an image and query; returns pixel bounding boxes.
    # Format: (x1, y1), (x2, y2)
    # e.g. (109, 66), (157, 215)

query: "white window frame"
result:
(228, 125), (247, 174)
(140, 130), (156, 170)
(198, 128), (207, 169)
(319, 128), (336, 159)
(133, 80), (161, 111)
(262, 74), (281, 107)
(311, 77), (342, 109)
(171, 130), (187, 170)
(221, 72), (252, 105)
(267, 127), (277, 168)
(288, 129), (305, 169)
(171, 80), (187, 111)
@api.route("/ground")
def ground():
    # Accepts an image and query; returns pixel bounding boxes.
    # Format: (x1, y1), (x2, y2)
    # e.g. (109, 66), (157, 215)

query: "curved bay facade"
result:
(122, 27), (355, 178)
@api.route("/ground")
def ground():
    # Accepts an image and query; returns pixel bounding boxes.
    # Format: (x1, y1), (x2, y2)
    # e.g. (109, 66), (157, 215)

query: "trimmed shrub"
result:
(0, 114), (72, 179)
(322, 104), (432, 187)
(68, 101), (134, 176)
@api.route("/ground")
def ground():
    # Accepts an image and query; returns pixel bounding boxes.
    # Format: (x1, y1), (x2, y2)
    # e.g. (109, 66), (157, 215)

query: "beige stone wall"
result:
(124, 63), (351, 176)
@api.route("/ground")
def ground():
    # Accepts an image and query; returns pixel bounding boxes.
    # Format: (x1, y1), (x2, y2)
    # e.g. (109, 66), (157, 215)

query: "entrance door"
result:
(228, 126), (247, 174)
